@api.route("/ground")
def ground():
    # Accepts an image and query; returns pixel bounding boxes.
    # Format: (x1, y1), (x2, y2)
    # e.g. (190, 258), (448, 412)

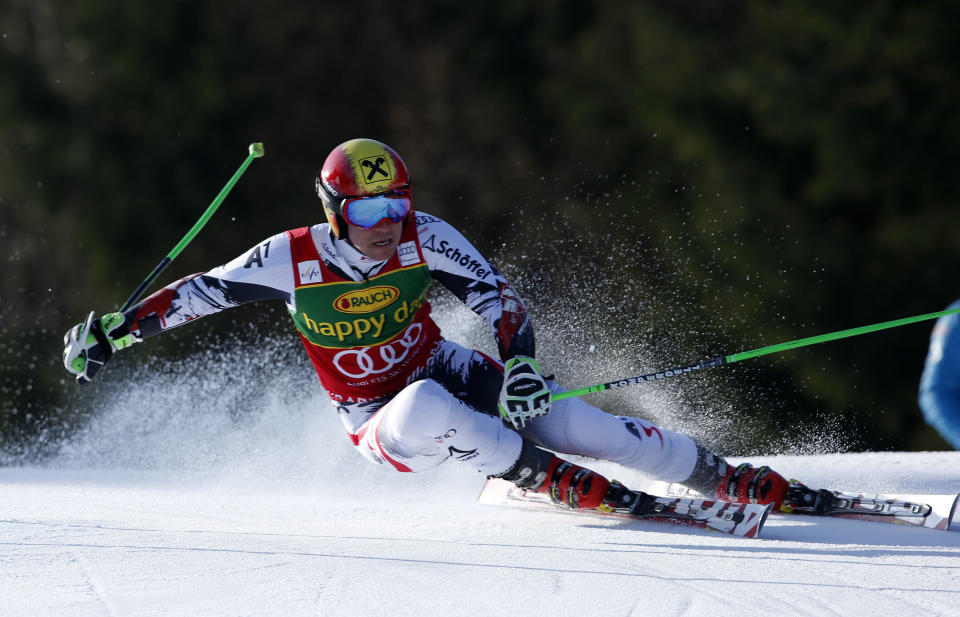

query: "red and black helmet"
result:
(315, 138), (412, 238)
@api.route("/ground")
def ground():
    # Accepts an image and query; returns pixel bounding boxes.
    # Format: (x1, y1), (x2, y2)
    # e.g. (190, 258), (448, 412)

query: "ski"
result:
(781, 484), (959, 530)
(478, 478), (771, 538)
(661, 482), (960, 531)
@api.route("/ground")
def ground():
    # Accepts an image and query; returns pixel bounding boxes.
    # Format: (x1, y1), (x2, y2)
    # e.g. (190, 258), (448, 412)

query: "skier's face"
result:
(348, 218), (403, 260)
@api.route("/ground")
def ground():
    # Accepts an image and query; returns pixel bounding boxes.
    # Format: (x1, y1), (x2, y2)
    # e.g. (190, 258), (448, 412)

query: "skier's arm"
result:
(416, 214), (535, 360)
(919, 309), (960, 448)
(415, 214), (550, 426)
(121, 232), (293, 339)
(62, 232), (294, 383)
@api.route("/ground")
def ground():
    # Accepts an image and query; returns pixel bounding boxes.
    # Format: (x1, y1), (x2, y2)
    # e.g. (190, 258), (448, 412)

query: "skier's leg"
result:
(523, 384), (790, 508)
(520, 384), (699, 482)
(422, 341), (699, 483)
(416, 342), (720, 509)
(377, 342), (614, 510)
(411, 341), (786, 509)
(354, 378), (522, 476)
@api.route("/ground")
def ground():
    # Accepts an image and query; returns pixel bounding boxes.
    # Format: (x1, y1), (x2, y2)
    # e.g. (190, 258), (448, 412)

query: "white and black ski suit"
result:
(121, 212), (698, 481)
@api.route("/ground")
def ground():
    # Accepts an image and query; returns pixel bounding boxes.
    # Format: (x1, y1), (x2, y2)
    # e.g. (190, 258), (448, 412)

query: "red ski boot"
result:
(683, 445), (790, 511)
(496, 440), (610, 509)
(717, 463), (789, 510)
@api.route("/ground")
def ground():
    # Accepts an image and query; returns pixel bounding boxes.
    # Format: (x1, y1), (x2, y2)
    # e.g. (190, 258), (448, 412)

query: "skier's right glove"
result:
(498, 356), (553, 430)
(62, 311), (140, 384)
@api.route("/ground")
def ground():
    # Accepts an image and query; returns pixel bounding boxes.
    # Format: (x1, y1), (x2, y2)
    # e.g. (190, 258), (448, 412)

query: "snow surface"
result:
(6, 300), (959, 616)
(3, 427), (959, 616)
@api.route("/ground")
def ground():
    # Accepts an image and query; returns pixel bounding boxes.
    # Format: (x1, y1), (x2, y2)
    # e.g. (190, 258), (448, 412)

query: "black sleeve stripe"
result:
(200, 276), (291, 305)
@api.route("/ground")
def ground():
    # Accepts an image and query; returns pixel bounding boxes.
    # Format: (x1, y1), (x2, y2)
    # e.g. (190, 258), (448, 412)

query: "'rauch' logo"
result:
(333, 285), (400, 314)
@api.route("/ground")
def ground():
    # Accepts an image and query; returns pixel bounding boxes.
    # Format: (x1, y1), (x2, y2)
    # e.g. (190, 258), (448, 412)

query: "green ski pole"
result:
(554, 306), (960, 401)
(120, 142), (265, 312)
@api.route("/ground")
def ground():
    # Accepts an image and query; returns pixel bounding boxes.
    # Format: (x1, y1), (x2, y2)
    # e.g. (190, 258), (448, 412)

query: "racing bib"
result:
(285, 225), (441, 400)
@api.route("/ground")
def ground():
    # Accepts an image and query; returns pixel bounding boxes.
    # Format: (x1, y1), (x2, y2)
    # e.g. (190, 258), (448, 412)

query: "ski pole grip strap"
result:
(89, 318), (115, 362)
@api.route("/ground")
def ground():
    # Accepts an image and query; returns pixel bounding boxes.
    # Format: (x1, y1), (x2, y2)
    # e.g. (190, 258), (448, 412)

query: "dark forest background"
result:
(2, 1), (959, 461)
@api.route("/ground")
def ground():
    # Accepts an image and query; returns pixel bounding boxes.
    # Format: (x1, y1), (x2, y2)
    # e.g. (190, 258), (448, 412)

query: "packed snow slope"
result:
(5, 300), (959, 616)
(3, 434), (959, 615)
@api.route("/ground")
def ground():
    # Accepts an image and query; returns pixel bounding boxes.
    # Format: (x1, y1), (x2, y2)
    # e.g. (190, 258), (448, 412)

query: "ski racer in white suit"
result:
(63, 138), (793, 512)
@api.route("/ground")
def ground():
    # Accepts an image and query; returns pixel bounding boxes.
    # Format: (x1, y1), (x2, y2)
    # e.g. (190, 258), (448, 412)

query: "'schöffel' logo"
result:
(334, 285), (400, 314)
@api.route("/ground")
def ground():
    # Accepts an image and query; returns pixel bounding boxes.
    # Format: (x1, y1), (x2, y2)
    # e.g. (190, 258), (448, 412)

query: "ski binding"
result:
(782, 483), (959, 530)
(661, 481), (959, 531)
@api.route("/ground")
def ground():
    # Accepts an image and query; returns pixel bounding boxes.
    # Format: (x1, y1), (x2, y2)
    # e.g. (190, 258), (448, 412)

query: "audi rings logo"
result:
(333, 323), (423, 378)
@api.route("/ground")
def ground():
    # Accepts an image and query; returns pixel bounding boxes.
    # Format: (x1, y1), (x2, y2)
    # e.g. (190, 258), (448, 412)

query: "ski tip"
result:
(754, 503), (773, 538)
(736, 503), (772, 539)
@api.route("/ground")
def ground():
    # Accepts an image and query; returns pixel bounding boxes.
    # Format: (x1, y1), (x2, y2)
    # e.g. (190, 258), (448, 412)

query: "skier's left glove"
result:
(498, 356), (552, 430)
(62, 311), (140, 384)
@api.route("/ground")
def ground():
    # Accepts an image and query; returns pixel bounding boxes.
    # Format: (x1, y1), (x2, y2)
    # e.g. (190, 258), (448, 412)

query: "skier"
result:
(919, 299), (960, 449)
(63, 138), (794, 515)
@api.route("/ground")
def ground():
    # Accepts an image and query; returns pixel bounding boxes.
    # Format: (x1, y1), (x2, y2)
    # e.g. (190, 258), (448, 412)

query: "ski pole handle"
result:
(554, 305), (960, 401)
(120, 142), (265, 312)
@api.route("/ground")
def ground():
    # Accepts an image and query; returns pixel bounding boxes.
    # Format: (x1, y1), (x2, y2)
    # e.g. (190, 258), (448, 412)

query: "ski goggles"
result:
(341, 189), (412, 229)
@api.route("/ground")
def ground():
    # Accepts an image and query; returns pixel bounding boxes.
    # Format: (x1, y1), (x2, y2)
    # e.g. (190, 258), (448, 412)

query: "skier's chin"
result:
(348, 221), (402, 260)
(361, 238), (396, 260)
